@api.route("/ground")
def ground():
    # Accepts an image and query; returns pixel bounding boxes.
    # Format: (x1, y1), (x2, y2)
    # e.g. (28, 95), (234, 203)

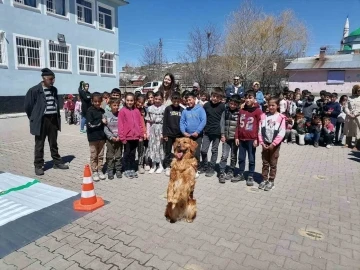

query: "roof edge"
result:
(108, 0), (129, 6)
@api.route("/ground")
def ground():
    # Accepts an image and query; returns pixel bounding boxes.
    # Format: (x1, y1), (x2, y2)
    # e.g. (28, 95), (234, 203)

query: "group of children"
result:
(77, 71), (352, 192)
(63, 94), (82, 125)
(81, 79), (290, 192)
(276, 89), (347, 148)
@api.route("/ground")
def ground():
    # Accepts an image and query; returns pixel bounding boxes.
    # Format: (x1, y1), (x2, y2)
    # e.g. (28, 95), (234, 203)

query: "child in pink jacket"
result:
(118, 93), (145, 179)
(258, 97), (286, 191)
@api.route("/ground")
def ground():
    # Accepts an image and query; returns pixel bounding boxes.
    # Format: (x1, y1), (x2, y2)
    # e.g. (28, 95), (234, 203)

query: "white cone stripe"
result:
(82, 176), (93, 184)
(81, 190), (96, 198)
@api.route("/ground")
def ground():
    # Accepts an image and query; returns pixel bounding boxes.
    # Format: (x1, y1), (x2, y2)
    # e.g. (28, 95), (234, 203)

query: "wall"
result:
(0, 0), (121, 113)
(288, 69), (360, 94)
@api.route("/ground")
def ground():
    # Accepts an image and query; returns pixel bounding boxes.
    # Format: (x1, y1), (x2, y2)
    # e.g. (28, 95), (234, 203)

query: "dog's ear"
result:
(173, 138), (179, 152)
(189, 139), (198, 154)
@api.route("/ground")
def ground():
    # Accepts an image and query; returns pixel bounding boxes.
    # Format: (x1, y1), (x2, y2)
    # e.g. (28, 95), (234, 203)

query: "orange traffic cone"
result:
(73, 164), (104, 211)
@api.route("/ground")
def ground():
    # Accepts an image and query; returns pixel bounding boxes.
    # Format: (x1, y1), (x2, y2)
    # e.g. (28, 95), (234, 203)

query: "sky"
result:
(118, 0), (360, 69)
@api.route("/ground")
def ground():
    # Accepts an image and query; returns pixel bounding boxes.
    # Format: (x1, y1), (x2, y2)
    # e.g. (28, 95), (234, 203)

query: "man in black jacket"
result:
(24, 68), (69, 176)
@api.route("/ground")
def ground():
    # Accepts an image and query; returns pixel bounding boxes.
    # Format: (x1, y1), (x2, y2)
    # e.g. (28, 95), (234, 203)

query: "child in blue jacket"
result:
(180, 91), (207, 165)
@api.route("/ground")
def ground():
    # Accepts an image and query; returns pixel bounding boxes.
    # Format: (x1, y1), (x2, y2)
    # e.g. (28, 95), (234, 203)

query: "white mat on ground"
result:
(0, 173), (78, 226)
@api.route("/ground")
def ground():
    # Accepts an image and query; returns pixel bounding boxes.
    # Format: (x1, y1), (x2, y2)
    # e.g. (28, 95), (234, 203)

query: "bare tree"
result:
(180, 24), (222, 90)
(139, 40), (165, 81)
(223, 0), (308, 87)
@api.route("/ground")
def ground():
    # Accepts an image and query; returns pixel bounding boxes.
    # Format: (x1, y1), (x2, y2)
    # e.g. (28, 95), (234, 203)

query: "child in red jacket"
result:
(234, 90), (263, 186)
(118, 93), (145, 179)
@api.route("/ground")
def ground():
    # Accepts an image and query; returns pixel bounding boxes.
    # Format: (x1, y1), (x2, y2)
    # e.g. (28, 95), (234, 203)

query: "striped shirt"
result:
(43, 88), (57, 115)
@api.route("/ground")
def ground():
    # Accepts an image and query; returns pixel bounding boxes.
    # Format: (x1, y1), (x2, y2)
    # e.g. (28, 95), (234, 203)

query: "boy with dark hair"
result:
(234, 90), (262, 186)
(305, 116), (322, 147)
(200, 87), (226, 177)
(219, 94), (240, 183)
(302, 94), (318, 122)
(111, 88), (122, 109)
(316, 90), (327, 115)
(180, 91), (207, 176)
(104, 98), (122, 179)
(163, 91), (184, 176)
(111, 88), (121, 99)
(323, 93), (341, 126)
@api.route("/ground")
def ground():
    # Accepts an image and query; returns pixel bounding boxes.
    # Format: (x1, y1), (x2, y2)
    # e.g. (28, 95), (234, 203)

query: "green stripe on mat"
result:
(0, 180), (40, 196)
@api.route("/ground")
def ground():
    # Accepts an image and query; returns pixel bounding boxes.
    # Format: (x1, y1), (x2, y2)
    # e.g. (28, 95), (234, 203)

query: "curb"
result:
(0, 110), (65, 120)
(0, 113), (27, 119)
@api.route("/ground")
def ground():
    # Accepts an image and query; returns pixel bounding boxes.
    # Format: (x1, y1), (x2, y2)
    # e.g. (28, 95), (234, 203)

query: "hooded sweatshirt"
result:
(323, 102), (341, 126)
(302, 101), (318, 120)
(259, 113), (286, 146)
(163, 105), (183, 137)
(203, 101), (225, 136)
(104, 110), (119, 140)
(86, 106), (106, 142)
(118, 106), (144, 143)
(235, 103), (262, 141)
(180, 104), (207, 135)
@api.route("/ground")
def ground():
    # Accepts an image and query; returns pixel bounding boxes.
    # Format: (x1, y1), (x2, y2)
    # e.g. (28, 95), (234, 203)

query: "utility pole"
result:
(158, 38), (163, 79)
(206, 32), (211, 92)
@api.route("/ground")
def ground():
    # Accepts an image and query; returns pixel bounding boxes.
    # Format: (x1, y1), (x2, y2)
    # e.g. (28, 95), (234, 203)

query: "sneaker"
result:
(35, 167), (44, 176)
(93, 172), (100, 182)
(314, 142), (319, 148)
(195, 171), (200, 179)
(99, 172), (106, 180)
(80, 129), (86, 133)
(218, 172), (226, 184)
(165, 168), (171, 177)
(264, 181), (275, 191)
(246, 176), (254, 186)
(225, 171), (233, 180)
(53, 163), (69, 170)
(132, 170), (138, 178)
(258, 181), (268, 189)
(138, 166), (145, 174)
(149, 167), (156, 174)
(205, 167), (215, 177)
(125, 170), (133, 179)
(144, 165), (151, 171)
(231, 174), (245, 182)
(326, 144), (332, 149)
(198, 165), (207, 174)
(156, 167), (163, 174)
(108, 171), (114, 180)
(116, 171), (122, 179)
(284, 139), (287, 143)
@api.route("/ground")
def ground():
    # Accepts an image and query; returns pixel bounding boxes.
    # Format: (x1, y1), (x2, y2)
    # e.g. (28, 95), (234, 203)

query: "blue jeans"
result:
(238, 140), (256, 177)
(305, 132), (320, 143)
(80, 116), (86, 131)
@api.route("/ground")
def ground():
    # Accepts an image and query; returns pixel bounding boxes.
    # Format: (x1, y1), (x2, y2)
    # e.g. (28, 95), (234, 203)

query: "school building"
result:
(0, 0), (128, 113)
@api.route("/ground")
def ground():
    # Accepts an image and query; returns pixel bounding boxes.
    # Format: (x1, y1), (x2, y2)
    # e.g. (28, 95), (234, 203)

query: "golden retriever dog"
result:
(165, 137), (197, 223)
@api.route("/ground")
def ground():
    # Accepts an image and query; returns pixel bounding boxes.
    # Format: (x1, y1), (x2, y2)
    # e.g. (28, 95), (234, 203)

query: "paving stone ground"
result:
(0, 117), (360, 270)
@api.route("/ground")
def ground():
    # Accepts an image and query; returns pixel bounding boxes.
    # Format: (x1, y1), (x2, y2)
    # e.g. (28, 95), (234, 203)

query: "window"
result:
(14, 35), (44, 69)
(46, 0), (65, 16)
(76, 0), (93, 25)
(48, 42), (71, 71)
(327, 70), (345, 84)
(100, 52), (115, 75)
(0, 32), (8, 67)
(98, 4), (113, 31)
(14, 0), (36, 7)
(153, 82), (158, 86)
(143, 82), (151, 88)
(78, 47), (96, 74)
